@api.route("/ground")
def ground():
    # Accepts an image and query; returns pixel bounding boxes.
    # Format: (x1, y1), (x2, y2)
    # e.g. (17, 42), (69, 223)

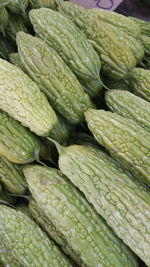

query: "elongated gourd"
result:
(89, 8), (141, 39)
(0, 205), (72, 267)
(0, 110), (40, 164)
(128, 67), (150, 102)
(6, 13), (28, 45)
(0, 8), (8, 35)
(85, 109), (150, 186)
(105, 90), (150, 131)
(129, 16), (150, 37)
(24, 164), (138, 267)
(17, 32), (91, 124)
(54, 143), (150, 267)
(0, 156), (27, 194)
(0, 59), (57, 136)
(7, 0), (28, 14)
(29, 198), (84, 266)
(29, 8), (101, 83)
(59, 2), (136, 79)
(29, 0), (55, 9)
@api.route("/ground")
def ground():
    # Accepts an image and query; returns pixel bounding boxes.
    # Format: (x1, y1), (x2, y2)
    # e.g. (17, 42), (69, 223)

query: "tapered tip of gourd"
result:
(47, 137), (65, 154)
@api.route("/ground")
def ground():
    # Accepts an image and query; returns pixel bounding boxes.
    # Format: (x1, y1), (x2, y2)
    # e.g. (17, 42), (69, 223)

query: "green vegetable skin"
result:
(56, 143), (150, 266)
(0, 110), (40, 164)
(0, 156), (27, 194)
(59, 2), (136, 80)
(29, 198), (83, 266)
(17, 32), (92, 124)
(105, 90), (150, 131)
(129, 16), (150, 37)
(24, 164), (138, 267)
(29, 8), (101, 83)
(128, 67), (150, 102)
(9, 52), (25, 69)
(0, 0), (11, 8)
(29, 0), (55, 8)
(0, 59), (57, 136)
(0, 8), (8, 35)
(85, 109), (150, 186)
(7, 0), (28, 14)
(141, 35), (150, 58)
(0, 205), (72, 267)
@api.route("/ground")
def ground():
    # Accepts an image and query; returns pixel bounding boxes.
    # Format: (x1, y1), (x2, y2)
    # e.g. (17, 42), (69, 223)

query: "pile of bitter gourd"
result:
(0, 0), (150, 266)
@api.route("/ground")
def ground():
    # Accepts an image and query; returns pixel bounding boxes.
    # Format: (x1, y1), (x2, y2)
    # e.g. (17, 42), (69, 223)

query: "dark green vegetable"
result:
(0, 8), (8, 35)
(7, 0), (28, 14)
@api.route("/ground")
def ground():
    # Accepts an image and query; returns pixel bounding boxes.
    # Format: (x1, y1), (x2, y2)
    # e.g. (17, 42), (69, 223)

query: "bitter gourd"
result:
(29, 197), (84, 266)
(9, 52), (25, 69)
(0, 59), (58, 136)
(129, 16), (150, 37)
(105, 89), (150, 131)
(0, 204), (72, 267)
(81, 79), (103, 98)
(0, 156), (27, 194)
(24, 164), (138, 267)
(0, 110), (40, 164)
(29, 8), (101, 83)
(0, 35), (15, 60)
(141, 35), (150, 59)
(6, 13), (28, 45)
(128, 67), (150, 102)
(55, 143), (150, 266)
(85, 109), (150, 186)
(59, 2), (136, 79)
(0, 8), (8, 35)
(29, 0), (55, 9)
(7, 0), (28, 14)
(89, 8), (141, 39)
(17, 32), (91, 124)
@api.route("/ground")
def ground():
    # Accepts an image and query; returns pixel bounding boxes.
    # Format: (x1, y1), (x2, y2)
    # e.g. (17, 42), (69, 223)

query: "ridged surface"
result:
(106, 90), (150, 131)
(90, 8), (141, 39)
(81, 79), (103, 98)
(7, 13), (28, 44)
(129, 67), (150, 102)
(0, 110), (40, 164)
(141, 35), (150, 58)
(59, 2), (136, 79)
(0, 59), (58, 136)
(9, 52), (25, 70)
(24, 164), (139, 267)
(7, 0), (28, 14)
(129, 16), (150, 37)
(0, 35), (15, 60)
(0, 8), (8, 34)
(29, 0), (55, 8)
(85, 109), (150, 186)
(29, 198), (84, 266)
(29, 8), (101, 82)
(0, 156), (27, 194)
(17, 32), (91, 124)
(0, 205), (72, 267)
(57, 144), (149, 266)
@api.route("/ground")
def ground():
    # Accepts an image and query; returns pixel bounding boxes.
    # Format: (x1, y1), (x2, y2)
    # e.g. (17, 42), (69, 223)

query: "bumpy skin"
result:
(7, 0), (28, 14)
(0, 59), (58, 136)
(59, 2), (136, 80)
(106, 90), (150, 131)
(81, 79), (103, 98)
(17, 32), (91, 124)
(0, 8), (8, 35)
(57, 144), (150, 266)
(85, 109), (150, 186)
(128, 67), (150, 102)
(29, 8), (101, 82)
(129, 16), (150, 37)
(141, 35), (150, 58)
(6, 14), (28, 45)
(0, 205), (72, 267)
(0, 35), (15, 60)
(0, 110), (40, 164)
(24, 164), (138, 267)
(89, 8), (141, 39)
(29, 0), (55, 8)
(29, 198), (84, 266)
(0, 156), (27, 194)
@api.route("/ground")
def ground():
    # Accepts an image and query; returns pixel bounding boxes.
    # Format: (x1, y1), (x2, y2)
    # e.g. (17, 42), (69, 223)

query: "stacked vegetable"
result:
(0, 1), (150, 266)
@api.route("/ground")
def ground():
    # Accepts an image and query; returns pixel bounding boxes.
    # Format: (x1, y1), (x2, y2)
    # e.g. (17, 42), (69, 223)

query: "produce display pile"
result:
(0, 0), (150, 266)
